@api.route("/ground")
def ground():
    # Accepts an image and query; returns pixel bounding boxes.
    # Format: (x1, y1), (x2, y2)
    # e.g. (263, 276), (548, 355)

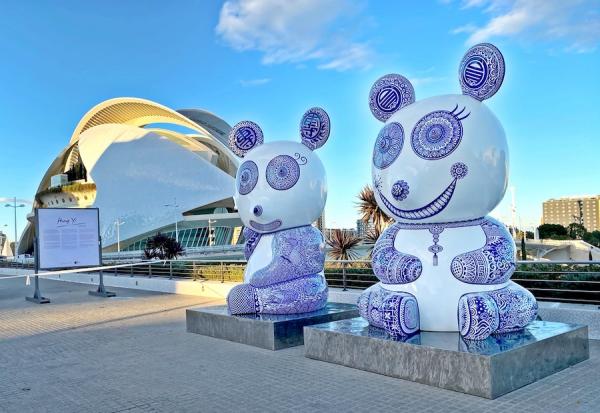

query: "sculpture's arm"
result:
(451, 216), (515, 284)
(371, 223), (422, 284)
(243, 227), (262, 260)
(249, 225), (325, 288)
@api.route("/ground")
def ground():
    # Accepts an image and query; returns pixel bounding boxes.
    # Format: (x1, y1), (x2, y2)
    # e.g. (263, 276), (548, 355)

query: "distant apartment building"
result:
(356, 218), (375, 238)
(314, 213), (326, 232)
(542, 195), (600, 232)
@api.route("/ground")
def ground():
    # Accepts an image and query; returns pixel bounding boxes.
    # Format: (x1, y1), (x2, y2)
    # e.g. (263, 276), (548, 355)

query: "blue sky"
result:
(1, 0), (599, 241)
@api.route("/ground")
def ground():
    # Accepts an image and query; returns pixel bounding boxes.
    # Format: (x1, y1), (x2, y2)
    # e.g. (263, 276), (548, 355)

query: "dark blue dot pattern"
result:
(300, 107), (330, 150)
(411, 108), (467, 160)
(369, 74), (415, 122)
(266, 155), (300, 190)
(237, 160), (258, 195)
(373, 122), (404, 169)
(459, 43), (505, 101)
(228, 121), (264, 157)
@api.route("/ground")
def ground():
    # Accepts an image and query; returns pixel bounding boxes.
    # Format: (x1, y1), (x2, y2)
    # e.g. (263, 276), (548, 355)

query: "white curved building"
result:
(19, 98), (242, 254)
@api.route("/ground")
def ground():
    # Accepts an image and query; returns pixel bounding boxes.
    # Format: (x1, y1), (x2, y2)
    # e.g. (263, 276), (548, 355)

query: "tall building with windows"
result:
(356, 218), (375, 238)
(542, 195), (600, 232)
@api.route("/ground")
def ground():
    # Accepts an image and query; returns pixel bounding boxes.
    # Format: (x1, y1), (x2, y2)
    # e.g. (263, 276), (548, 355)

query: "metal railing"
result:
(3, 257), (600, 305)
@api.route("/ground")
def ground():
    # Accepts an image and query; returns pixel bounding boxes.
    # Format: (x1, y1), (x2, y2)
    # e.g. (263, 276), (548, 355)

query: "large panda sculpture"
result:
(226, 108), (330, 315)
(358, 43), (538, 340)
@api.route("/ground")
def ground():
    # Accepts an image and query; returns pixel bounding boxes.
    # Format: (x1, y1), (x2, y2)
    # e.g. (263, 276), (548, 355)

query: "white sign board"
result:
(36, 208), (101, 270)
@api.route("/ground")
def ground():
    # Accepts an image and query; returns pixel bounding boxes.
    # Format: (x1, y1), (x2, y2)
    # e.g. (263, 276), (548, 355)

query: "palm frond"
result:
(356, 185), (392, 232)
(326, 229), (361, 262)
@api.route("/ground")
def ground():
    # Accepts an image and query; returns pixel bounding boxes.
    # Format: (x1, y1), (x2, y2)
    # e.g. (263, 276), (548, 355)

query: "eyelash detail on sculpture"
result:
(294, 152), (308, 165)
(449, 104), (470, 121)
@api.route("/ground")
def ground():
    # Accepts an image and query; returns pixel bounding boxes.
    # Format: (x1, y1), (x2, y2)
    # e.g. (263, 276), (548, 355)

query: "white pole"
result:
(13, 197), (17, 257)
(510, 187), (517, 238)
(116, 220), (120, 253)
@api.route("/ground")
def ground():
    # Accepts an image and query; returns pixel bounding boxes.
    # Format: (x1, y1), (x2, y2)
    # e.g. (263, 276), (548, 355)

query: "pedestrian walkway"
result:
(0, 277), (598, 412)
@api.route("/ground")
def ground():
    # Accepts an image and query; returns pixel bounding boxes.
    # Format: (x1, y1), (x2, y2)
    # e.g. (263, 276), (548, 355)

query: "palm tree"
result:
(364, 226), (382, 258)
(327, 229), (361, 291)
(356, 185), (392, 232)
(144, 233), (184, 260)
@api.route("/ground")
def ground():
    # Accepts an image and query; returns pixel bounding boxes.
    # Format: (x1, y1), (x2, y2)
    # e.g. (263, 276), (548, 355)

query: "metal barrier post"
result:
(169, 261), (173, 280)
(221, 261), (224, 283)
(342, 264), (347, 292)
(192, 261), (197, 281)
(26, 236), (50, 304)
(130, 264), (134, 277)
(149, 263), (152, 278)
(89, 269), (116, 298)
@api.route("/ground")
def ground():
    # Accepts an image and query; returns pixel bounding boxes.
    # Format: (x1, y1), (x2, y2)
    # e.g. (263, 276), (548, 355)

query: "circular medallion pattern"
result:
(266, 155), (300, 190)
(373, 122), (404, 169)
(411, 110), (463, 160)
(237, 161), (259, 195)
(300, 107), (330, 150)
(391, 180), (409, 201)
(450, 162), (468, 179)
(459, 43), (505, 101)
(369, 74), (415, 121)
(229, 121), (264, 157)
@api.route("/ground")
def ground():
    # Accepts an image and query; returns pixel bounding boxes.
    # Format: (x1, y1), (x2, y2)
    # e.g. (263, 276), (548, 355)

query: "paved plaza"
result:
(0, 275), (599, 412)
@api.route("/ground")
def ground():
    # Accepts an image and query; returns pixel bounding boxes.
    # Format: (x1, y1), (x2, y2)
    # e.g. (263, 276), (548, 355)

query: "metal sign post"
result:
(89, 236), (116, 297)
(26, 236), (50, 304)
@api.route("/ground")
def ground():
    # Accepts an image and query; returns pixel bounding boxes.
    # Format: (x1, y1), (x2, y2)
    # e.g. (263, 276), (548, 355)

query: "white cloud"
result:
(452, 0), (600, 53)
(239, 78), (271, 87)
(216, 0), (374, 71)
(410, 76), (447, 86)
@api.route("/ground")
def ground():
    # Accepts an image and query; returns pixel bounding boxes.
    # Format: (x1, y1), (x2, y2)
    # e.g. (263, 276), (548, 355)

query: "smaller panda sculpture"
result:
(359, 43), (538, 340)
(226, 108), (331, 315)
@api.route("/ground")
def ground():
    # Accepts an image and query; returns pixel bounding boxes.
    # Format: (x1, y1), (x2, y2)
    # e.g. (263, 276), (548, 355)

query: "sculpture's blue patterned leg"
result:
(458, 293), (499, 340)
(358, 284), (420, 337)
(458, 283), (538, 340)
(227, 273), (328, 315)
(488, 284), (538, 334)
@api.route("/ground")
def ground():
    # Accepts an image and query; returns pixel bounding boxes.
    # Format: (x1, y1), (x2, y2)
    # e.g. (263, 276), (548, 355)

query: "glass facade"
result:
(123, 226), (235, 251)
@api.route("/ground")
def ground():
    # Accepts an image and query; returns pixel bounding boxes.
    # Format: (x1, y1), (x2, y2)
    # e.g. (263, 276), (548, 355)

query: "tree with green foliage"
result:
(567, 222), (587, 240)
(537, 223), (568, 239)
(144, 233), (184, 260)
(583, 230), (600, 248)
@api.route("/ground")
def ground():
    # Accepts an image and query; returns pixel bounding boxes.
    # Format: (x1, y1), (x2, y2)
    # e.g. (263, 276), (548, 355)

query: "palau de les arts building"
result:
(19, 98), (244, 255)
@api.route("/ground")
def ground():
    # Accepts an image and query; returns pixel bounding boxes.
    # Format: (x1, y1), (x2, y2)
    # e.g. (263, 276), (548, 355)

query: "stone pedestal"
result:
(186, 303), (359, 350)
(304, 318), (589, 399)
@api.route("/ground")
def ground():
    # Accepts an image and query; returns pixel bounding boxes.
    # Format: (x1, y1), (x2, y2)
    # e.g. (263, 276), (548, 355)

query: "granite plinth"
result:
(304, 318), (589, 399)
(186, 303), (359, 350)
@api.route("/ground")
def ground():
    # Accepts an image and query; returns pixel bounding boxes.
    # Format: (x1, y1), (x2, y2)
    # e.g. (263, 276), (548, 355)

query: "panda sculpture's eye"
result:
(237, 161), (258, 195)
(266, 155), (300, 190)
(373, 122), (404, 169)
(411, 105), (469, 160)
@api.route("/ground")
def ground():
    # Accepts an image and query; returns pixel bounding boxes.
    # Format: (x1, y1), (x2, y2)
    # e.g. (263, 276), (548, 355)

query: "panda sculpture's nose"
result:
(253, 205), (263, 216)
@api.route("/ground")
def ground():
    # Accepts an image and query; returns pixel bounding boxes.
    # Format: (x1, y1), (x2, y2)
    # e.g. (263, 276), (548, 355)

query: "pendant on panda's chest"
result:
(396, 218), (485, 266)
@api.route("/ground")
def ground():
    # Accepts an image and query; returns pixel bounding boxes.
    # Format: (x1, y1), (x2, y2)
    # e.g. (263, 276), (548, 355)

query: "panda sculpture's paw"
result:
(358, 284), (420, 337)
(458, 283), (538, 340)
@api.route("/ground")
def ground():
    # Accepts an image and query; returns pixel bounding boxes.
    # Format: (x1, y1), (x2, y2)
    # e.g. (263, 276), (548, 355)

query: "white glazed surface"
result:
(372, 94), (508, 224)
(381, 223), (510, 331)
(234, 140), (327, 233)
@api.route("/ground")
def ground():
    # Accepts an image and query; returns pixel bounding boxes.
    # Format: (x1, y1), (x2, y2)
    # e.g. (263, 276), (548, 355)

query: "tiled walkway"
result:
(0, 275), (598, 412)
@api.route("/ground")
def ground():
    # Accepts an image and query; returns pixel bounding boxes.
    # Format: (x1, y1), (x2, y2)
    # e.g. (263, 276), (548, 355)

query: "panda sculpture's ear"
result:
(228, 120), (264, 157)
(459, 43), (505, 101)
(299, 107), (330, 150)
(369, 74), (415, 122)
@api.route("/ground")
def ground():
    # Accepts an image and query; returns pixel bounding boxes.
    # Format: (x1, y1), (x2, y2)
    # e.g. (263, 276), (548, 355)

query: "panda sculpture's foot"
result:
(458, 282), (538, 340)
(227, 274), (328, 315)
(358, 284), (420, 337)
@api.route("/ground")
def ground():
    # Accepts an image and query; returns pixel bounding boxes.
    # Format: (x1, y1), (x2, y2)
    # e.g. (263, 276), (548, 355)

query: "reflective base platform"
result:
(304, 318), (589, 399)
(186, 303), (359, 350)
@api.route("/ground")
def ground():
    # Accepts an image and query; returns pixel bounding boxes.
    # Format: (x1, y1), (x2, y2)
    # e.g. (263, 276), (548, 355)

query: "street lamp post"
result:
(164, 198), (180, 242)
(4, 197), (25, 258)
(207, 219), (217, 246)
(114, 218), (125, 254)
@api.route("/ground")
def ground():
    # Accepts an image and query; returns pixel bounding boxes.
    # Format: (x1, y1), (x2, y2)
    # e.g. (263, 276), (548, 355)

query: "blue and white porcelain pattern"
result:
(451, 217), (515, 284)
(459, 43), (505, 101)
(411, 106), (469, 160)
(358, 284), (420, 337)
(360, 42), (537, 340)
(369, 74), (416, 122)
(373, 122), (404, 169)
(227, 108), (331, 315)
(300, 107), (330, 150)
(228, 120), (264, 157)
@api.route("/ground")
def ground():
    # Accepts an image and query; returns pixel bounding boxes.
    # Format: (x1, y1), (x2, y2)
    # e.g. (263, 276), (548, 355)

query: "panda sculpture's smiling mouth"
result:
(375, 163), (468, 220)
(249, 219), (282, 232)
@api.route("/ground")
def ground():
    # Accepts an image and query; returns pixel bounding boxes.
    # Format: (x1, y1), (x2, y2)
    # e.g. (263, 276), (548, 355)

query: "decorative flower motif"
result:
(451, 162), (468, 179)
(391, 180), (410, 201)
